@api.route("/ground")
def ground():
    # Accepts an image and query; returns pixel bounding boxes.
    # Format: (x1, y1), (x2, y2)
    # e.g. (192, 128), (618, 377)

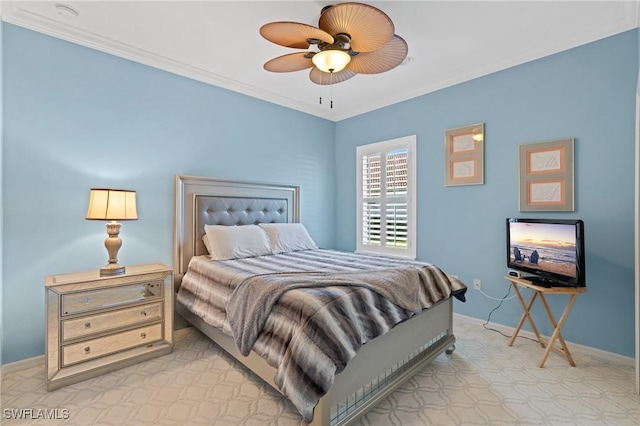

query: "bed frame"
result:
(173, 175), (456, 425)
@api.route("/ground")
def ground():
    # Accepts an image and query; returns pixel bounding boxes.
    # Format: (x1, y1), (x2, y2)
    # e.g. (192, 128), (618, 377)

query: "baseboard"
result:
(454, 313), (635, 367)
(2, 355), (45, 375)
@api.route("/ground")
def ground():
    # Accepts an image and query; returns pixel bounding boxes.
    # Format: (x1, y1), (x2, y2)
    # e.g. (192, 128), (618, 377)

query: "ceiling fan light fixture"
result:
(312, 50), (351, 73)
(260, 2), (406, 85)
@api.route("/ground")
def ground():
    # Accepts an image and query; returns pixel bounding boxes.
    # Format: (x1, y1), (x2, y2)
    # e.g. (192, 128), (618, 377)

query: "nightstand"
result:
(45, 263), (173, 391)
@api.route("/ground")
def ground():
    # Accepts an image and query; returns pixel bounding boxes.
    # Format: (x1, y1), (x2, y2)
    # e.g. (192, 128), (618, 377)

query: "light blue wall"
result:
(2, 24), (336, 363)
(335, 29), (639, 357)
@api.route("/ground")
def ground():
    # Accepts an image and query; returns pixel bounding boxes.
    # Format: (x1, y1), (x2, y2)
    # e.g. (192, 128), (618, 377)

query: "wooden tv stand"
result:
(504, 276), (586, 368)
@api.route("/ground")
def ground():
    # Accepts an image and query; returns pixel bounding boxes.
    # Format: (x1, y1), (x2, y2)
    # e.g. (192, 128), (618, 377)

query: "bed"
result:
(173, 175), (466, 425)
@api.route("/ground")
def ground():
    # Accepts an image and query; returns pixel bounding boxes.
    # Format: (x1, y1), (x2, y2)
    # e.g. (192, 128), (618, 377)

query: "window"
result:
(356, 135), (416, 259)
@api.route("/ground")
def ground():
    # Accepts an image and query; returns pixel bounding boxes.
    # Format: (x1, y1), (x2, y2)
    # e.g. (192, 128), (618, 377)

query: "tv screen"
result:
(506, 218), (585, 287)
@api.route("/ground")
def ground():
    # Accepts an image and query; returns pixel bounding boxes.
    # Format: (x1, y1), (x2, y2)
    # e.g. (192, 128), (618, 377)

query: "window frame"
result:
(356, 135), (417, 259)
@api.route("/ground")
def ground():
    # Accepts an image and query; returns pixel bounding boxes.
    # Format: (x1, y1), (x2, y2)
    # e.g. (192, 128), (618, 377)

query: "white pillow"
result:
(202, 234), (212, 254)
(259, 223), (317, 254)
(203, 224), (271, 260)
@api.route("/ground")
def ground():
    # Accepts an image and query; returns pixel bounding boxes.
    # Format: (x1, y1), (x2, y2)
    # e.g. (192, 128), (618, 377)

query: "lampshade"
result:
(86, 188), (138, 221)
(312, 50), (351, 73)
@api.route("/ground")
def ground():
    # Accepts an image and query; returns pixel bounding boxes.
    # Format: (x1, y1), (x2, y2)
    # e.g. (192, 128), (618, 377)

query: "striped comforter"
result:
(177, 249), (466, 422)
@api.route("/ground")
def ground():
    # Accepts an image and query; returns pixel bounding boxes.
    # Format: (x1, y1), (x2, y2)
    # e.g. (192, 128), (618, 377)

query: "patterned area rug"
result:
(2, 316), (639, 425)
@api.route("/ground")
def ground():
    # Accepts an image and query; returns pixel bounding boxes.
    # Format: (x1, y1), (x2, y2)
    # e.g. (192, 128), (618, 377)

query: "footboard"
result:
(314, 297), (454, 426)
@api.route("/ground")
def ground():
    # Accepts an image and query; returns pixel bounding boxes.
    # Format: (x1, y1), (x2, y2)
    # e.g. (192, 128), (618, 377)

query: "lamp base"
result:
(100, 263), (126, 276)
(100, 222), (125, 276)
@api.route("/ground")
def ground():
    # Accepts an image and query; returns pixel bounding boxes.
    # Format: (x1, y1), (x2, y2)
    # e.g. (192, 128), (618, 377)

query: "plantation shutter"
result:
(362, 153), (382, 247)
(357, 136), (416, 259)
(385, 149), (409, 249)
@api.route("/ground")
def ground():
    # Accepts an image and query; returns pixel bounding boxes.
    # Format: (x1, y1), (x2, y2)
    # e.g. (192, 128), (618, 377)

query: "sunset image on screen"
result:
(509, 222), (577, 278)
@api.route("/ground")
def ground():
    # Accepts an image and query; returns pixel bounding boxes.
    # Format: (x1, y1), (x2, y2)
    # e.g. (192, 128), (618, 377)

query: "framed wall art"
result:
(444, 123), (484, 186)
(519, 138), (574, 211)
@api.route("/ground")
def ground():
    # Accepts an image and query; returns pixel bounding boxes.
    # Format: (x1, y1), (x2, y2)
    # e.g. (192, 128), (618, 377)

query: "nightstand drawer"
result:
(62, 281), (162, 315)
(62, 302), (163, 341)
(62, 323), (163, 366)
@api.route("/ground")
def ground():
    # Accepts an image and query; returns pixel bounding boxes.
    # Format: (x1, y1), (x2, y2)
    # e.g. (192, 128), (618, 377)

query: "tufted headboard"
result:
(193, 196), (289, 256)
(173, 175), (300, 289)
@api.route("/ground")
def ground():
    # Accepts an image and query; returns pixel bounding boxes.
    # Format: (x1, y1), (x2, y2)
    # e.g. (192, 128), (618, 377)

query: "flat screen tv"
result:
(506, 218), (585, 287)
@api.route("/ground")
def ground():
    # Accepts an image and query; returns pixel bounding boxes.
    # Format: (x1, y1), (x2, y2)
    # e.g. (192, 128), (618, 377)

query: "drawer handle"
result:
(84, 346), (91, 354)
(140, 333), (147, 339)
(84, 322), (91, 329)
(141, 311), (147, 316)
(85, 297), (92, 304)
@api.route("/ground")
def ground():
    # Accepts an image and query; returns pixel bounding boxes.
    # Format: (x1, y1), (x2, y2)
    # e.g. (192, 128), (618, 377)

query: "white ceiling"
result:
(3, 1), (639, 121)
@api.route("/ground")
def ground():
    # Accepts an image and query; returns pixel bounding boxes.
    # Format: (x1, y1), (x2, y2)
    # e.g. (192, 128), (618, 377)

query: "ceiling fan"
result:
(260, 2), (408, 85)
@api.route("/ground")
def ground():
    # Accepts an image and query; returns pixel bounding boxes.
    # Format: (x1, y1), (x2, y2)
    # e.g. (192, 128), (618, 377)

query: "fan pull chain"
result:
(330, 83), (333, 109)
(318, 80), (335, 109)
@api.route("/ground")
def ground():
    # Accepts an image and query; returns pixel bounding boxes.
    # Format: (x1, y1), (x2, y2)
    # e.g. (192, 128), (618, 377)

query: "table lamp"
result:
(86, 188), (138, 276)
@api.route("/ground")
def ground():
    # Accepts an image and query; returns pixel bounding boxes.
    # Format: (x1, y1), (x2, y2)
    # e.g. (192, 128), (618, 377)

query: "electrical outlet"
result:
(473, 279), (481, 290)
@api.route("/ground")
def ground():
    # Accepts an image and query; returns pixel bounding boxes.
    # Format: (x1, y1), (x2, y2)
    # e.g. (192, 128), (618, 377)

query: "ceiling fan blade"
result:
(260, 22), (334, 49)
(264, 52), (314, 72)
(319, 2), (394, 53)
(309, 67), (356, 85)
(347, 35), (408, 74)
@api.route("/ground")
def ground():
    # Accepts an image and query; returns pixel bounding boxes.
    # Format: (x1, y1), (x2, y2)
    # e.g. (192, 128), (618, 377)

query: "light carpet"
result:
(2, 315), (639, 425)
